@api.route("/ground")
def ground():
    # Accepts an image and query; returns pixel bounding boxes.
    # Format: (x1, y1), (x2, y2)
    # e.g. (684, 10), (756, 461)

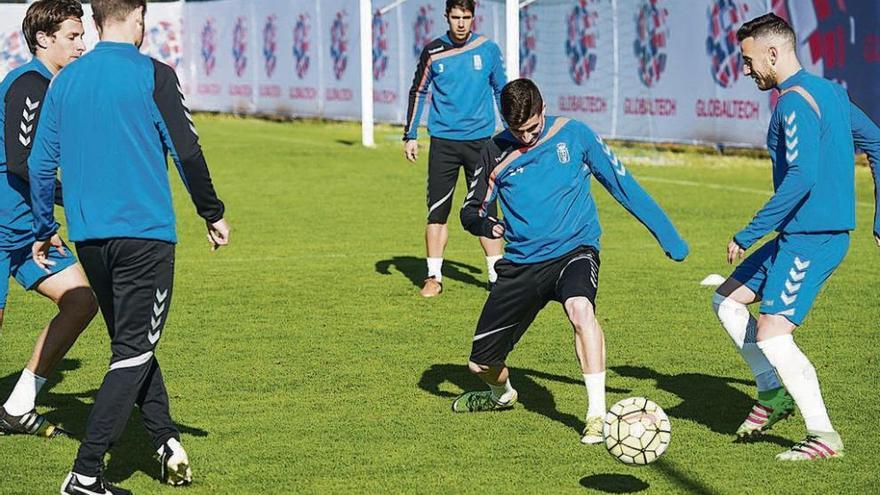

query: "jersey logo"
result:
(437, 63), (444, 73)
(473, 54), (482, 70)
(556, 142), (570, 164)
(148, 288), (169, 345)
(508, 166), (525, 177)
(18, 97), (39, 147)
(784, 110), (798, 163)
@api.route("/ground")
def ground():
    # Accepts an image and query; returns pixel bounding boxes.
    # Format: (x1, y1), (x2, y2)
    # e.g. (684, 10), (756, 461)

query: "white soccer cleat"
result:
(157, 438), (193, 486)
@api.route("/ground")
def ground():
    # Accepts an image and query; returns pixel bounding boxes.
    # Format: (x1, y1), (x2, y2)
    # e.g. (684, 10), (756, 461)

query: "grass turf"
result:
(0, 116), (877, 494)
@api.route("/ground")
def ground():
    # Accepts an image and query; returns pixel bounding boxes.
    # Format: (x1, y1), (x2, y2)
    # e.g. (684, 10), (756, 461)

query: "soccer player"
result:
(0, 0), (97, 438)
(403, 0), (505, 297)
(713, 13), (880, 461)
(28, 0), (230, 492)
(454, 79), (688, 445)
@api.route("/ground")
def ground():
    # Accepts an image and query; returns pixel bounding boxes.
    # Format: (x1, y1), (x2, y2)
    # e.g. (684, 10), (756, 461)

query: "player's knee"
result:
(565, 297), (596, 333)
(755, 314), (795, 342)
(59, 287), (98, 323)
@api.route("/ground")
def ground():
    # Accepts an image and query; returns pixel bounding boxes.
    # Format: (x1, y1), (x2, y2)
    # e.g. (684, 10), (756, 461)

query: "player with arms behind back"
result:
(713, 13), (880, 461)
(403, 0), (506, 297)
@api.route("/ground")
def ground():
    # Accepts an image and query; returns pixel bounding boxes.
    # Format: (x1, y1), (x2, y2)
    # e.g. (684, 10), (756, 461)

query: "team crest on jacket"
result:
(473, 54), (482, 70)
(557, 142), (570, 164)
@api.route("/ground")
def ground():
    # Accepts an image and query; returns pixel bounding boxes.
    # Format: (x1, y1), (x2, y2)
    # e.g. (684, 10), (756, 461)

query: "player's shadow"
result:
(611, 365), (794, 447)
(579, 473), (649, 493)
(376, 256), (486, 290)
(0, 358), (209, 484)
(419, 363), (630, 434)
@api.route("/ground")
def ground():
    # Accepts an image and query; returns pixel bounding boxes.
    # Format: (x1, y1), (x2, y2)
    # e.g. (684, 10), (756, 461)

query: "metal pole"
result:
(505, 0), (519, 82)
(360, 0), (375, 147)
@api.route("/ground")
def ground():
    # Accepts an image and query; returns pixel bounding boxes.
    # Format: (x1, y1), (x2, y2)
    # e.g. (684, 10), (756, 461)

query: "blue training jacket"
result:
(30, 41), (224, 243)
(0, 58), (63, 250)
(734, 69), (880, 249)
(403, 32), (505, 141)
(461, 116), (689, 264)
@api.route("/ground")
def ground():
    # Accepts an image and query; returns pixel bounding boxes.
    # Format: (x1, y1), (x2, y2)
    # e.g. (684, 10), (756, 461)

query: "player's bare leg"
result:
(756, 315), (843, 460)
(452, 362), (518, 412)
(714, 278), (794, 438)
(421, 223), (448, 297)
(565, 297), (606, 444)
(1, 264), (97, 437)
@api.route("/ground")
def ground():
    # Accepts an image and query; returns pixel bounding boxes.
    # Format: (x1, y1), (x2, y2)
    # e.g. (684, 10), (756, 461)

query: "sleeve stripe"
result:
(780, 86), (821, 119)
(432, 36), (487, 62)
(405, 58), (432, 135)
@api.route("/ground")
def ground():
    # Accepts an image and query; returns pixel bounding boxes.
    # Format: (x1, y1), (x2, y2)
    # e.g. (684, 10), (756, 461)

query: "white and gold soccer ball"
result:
(604, 397), (671, 465)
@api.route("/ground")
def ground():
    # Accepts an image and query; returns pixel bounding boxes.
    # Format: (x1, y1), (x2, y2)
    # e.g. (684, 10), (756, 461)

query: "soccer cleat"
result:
(580, 416), (604, 445)
(0, 407), (70, 438)
(60, 472), (131, 495)
(420, 277), (443, 297)
(452, 390), (517, 413)
(735, 387), (795, 438)
(157, 438), (193, 486)
(775, 431), (844, 461)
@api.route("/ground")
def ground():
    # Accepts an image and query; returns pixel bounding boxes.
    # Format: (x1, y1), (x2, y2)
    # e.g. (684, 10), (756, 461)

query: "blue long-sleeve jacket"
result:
(0, 58), (64, 250)
(403, 32), (505, 141)
(734, 69), (880, 248)
(29, 41), (223, 243)
(461, 116), (688, 264)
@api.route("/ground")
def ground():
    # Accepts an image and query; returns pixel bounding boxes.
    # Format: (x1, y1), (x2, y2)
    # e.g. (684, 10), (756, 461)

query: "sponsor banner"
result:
(321, 0), (361, 120)
(531, 0), (615, 136)
(371, 4), (402, 121)
(252, 0), (294, 116)
(0, 5), (29, 76)
(613, 0), (769, 145)
(184, 0), (236, 112)
(289, 0), (322, 117)
(0, 1), (875, 148)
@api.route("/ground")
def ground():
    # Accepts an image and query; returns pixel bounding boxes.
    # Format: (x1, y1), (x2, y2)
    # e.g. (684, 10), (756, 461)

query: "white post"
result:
(360, 0), (375, 147)
(505, 0), (519, 83)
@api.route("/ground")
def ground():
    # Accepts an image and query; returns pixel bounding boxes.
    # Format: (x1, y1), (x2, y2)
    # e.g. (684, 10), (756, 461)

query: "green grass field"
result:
(0, 117), (878, 494)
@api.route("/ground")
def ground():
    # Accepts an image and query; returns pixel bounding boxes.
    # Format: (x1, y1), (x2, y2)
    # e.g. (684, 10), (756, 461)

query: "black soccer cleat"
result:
(0, 407), (70, 438)
(60, 472), (132, 495)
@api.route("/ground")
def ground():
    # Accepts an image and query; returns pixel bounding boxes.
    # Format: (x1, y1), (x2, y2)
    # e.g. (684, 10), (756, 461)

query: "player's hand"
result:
(404, 140), (419, 162)
(206, 218), (231, 251)
(727, 239), (745, 264)
(31, 234), (65, 273)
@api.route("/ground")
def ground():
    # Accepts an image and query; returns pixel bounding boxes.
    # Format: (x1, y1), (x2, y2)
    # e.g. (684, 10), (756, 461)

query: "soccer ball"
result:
(604, 397), (671, 465)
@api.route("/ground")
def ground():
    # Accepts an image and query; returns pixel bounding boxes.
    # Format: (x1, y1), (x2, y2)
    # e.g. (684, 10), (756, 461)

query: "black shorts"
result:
(426, 136), (497, 223)
(469, 246), (600, 366)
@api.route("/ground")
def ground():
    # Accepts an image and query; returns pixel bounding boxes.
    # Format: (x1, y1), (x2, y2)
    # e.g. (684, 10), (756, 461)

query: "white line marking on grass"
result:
(639, 176), (873, 208)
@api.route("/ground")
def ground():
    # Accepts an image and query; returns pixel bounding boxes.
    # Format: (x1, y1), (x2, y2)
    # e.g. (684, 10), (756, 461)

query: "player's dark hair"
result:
(501, 79), (543, 128)
(736, 13), (796, 45)
(91, 0), (146, 30)
(22, 0), (84, 54)
(446, 0), (476, 15)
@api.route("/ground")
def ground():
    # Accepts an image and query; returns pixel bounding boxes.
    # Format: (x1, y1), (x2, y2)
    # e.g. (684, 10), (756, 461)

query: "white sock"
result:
(583, 371), (606, 418)
(758, 334), (834, 433)
(712, 294), (782, 392)
(426, 257), (443, 281)
(3, 369), (47, 416)
(486, 255), (502, 283)
(73, 473), (97, 485)
(488, 379), (515, 403)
